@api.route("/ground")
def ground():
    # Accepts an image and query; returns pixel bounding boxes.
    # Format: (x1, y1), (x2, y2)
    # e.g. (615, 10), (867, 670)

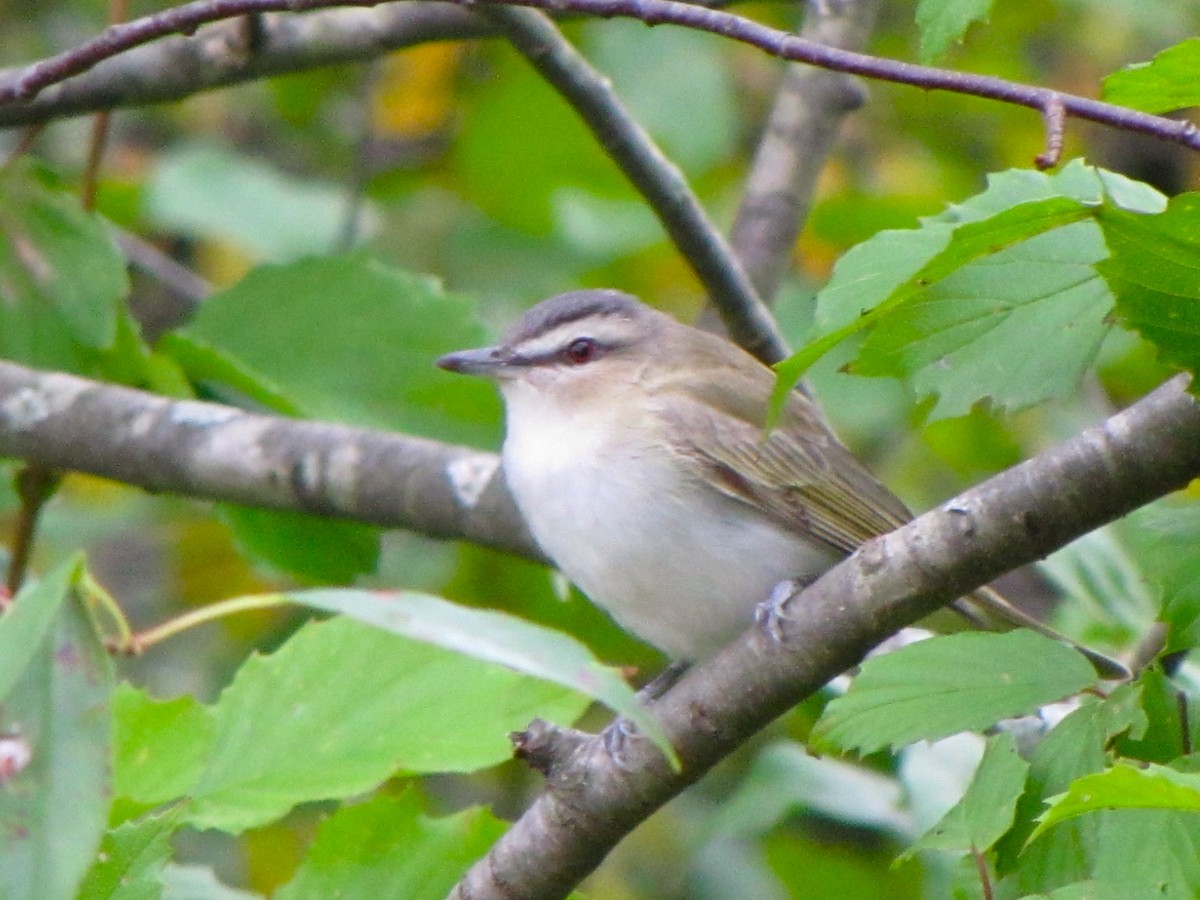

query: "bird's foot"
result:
(754, 578), (802, 644)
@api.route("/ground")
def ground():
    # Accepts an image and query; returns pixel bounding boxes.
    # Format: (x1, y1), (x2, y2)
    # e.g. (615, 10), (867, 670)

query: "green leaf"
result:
(217, 504), (381, 584)
(0, 558), (115, 900)
(77, 811), (179, 900)
(113, 684), (214, 807)
(812, 631), (1098, 754)
(777, 196), (1096, 416)
(776, 162), (1166, 420)
(185, 614), (592, 832)
(1099, 194), (1200, 384)
(275, 791), (506, 900)
(178, 253), (500, 445)
(915, 0), (994, 62)
(993, 685), (1145, 884)
(144, 143), (377, 260)
(903, 732), (1029, 857)
(1103, 38), (1200, 114)
(1031, 764), (1200, 843)
(851, 212), (1109, 420)
(285, 588), (672, 762)
(0, 161), (128, 369)
(1092, 810), (1200, 896)
(1113, 667), (1189, 764)
(1124, 500), (1200, 652)
(157, 332), (303, 417)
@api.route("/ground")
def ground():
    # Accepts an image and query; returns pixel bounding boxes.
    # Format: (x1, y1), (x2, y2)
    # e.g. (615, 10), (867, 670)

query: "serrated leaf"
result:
(903, 732), (1029, 858)
(993, 684), (1145, 882)
(776, 162), (1166, 420)
(812, 631), (1098, 754)
(113, 684), (214, 807)
(1099, 194), (1200, 385)
(275, 791), (506, 900)
(1031, 765), (1200, 843)
(915, 0), (993, 62)
(851, 215), (1110, 420)
(0, 558), (115, 900)
(77, 811), (179, 900)
(185, 614), (593, 832)
(178, 253), (500, 446)
(0, 161), (128, 369)
(144, 143), (377, 261)
(1103, 38), (1200, 114)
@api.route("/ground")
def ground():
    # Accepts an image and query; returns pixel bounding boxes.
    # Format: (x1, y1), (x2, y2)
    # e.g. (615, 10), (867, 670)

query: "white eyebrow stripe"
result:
(514, 317), (635, 359)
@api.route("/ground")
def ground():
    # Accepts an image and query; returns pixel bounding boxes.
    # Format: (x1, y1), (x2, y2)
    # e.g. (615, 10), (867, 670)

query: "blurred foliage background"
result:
(1, 0), (1199, 896)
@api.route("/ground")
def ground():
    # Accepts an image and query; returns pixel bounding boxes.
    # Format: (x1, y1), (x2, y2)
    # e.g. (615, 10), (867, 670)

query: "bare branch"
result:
(450, 375), (1200, 899)
(0, 359), (541, 562)
(0, 4), (491, 127)
(473, 0), (1200, 152)
(480, 4), (788, 363)
(729, 0), (879, 302)
(2, 0), (1196, 155)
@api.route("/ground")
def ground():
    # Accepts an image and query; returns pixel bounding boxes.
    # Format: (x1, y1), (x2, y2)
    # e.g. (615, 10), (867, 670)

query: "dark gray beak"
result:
(436, 345), (508, 377)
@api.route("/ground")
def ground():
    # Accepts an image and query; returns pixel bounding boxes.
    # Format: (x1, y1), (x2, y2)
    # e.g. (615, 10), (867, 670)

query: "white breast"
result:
(500, 383), (840, 661)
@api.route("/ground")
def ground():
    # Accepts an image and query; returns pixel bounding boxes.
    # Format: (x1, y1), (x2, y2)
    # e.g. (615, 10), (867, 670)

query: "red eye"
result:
(565, 338), (596, 364)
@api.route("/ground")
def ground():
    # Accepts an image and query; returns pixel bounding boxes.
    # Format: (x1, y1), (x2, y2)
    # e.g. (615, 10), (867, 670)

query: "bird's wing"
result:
(655, 373), (912, 555)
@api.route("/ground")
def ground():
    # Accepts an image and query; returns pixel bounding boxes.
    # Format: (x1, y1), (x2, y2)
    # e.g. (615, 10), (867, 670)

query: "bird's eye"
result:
(564, 337), (597, 365)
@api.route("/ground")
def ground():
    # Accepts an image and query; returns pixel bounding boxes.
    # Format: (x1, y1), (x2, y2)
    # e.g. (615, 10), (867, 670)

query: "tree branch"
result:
(479, 3), (788, 363)
(0, 359), (541, 562)
(0, 4), (491, 127)
(466, 0), (1200, 152)
(450, 375), (1200, 899)
(729, 0), (879, 302)
(3, 0), (1196, 155)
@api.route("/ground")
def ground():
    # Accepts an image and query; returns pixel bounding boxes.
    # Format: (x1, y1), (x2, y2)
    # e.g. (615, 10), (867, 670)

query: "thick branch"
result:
(729, 0), (879, 301)
(0, 360), (540, 561)
(450, 375), (1200, 899)
(480, 4), (787, 363)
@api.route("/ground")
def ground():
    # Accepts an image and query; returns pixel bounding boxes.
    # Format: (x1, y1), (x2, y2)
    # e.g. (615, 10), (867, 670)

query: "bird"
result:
(437, 289), (1125, 679)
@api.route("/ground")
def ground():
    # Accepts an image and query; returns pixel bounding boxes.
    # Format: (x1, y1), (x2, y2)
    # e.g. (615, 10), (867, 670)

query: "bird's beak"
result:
(436, 345), (509, 378)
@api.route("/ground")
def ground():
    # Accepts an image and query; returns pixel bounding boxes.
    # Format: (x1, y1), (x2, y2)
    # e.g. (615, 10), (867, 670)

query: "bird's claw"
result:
(755, 578), (801, 644)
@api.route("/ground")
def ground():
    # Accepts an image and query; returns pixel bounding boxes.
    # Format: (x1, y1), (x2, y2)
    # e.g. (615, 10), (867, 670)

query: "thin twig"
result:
(479, 3), (788, 363)
(1035, 92), (1066, 171)
(112, 226), (212, 306)
(972, 846), (995, 900)
(468, 0), (1200, 151)
(1, 0), (1197, 157)
(2, 123), (45, 167)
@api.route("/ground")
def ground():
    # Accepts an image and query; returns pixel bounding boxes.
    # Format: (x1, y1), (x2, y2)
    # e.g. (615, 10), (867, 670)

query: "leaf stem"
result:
(121, 593), (288, 654)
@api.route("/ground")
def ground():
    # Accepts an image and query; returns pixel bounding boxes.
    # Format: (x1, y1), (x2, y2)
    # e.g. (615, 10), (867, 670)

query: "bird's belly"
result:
(504, 444), (840, 661)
